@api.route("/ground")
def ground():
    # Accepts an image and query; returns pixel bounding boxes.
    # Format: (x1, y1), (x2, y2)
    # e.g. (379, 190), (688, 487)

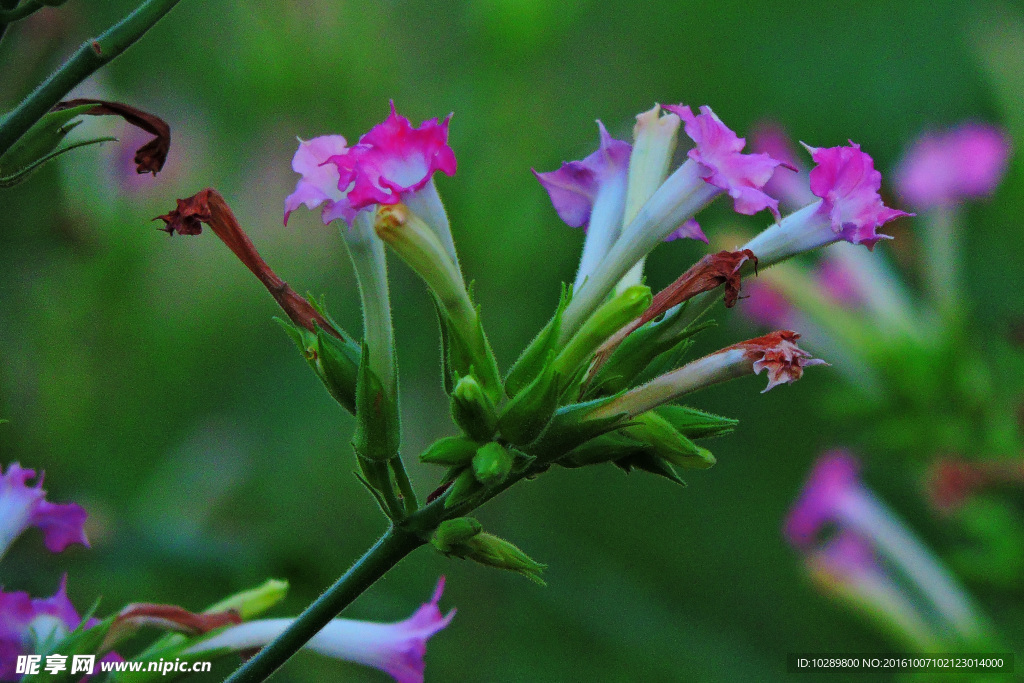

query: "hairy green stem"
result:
(222, 525), (424, 683)
(0, 1), (41, 23)
(224, 468), (530, 682)
(0, 0), (183, 158)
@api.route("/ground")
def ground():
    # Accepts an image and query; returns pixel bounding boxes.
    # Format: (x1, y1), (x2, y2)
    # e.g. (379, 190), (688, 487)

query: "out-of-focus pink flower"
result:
(814, 256), (866, 308)
(741, 281), (795, 328)
(807, 143), (911, 249)
(785, 450), (985, 643)
(895, 123), (1011, 209)
(534, 121), (631, 230)
(784, 450), (861, 547)
(285, 104), (456, 227)
(0, 577), (88, 682)
(0, 463), (88, 558)
(664, 105), (783, 219)
(751, 122), (817, 211)
(189, 578), (455, 683)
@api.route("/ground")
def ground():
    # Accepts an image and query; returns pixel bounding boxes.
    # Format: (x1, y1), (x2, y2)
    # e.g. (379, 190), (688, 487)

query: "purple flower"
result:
(0, 577), (87, 681)
(0, 463), (88, 559)
(283, 134), (351, 225)
(534, 122), (633, 289)
(664, 104), (783, 220)
(534, 121), (631, 230)
(742, 143), (910, 266)
(807, 143), (911, 249)
(189, 578), (455, 683)
(284, 103), (456, 227)
(895, 123), (1011, 209)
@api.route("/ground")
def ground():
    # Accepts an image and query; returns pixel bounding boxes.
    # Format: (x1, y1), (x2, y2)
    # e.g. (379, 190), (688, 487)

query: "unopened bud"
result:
(451, 374), (498, 441)
(420, 436), (479, 467)
(472, 442), (513, 486)
(431, 517), (483, 554)
(498, 355), (560, 445)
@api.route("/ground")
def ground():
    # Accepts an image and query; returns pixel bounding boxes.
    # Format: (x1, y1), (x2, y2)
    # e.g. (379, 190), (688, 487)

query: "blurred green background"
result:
(2, 0), (1023, 680)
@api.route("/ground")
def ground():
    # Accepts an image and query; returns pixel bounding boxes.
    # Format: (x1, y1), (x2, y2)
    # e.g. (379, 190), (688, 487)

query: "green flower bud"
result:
(352, 343), (400, 462)
(655, 405), (738, 440)
(451, 374), (498, 441)
(431, 517), (483, 554)
(420, 436), (480, 467)
(621, 412), (715, 470)
(463, 533), (547, 585)
(202, 579), (289, 621)
(472, 442), (513, 486)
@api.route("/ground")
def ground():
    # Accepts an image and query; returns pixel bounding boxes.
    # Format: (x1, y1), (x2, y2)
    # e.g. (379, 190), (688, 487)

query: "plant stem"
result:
(223, 525), (425, 683)
(390, 458), (418, 514)
(0, 1), (41, 23)
(224, 468), (531, 682)
(0, 0), (183, 158)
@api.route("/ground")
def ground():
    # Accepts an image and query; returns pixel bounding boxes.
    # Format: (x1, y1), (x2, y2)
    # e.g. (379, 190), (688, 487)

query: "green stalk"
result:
(0, 0), (183, 157)
(222, 526), (424, 683)
(224, 468), (530, 683)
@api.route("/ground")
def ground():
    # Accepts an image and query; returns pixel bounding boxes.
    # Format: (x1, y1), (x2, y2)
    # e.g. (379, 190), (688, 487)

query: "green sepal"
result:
(621, 412), (715, 470)
(21, 613), (116, 683)
(560, 432), (652, 467)
(586, 313), (714, 398)
(355, 459), (395, 517)
(505, 283), (571, 397)
(430, 294), (456, 396)
(462, 533), (547, 585)
(420, 436), (480, 467)
(525, 394), (631, 463)
(614, 452), (688, 487)
(472, 442), (513, 486)
(433, 293), (503, 404)
(498, 351), (561, 445)
(655, 405), (738, 440)
(1, 135), (117, 189)
(431, 517), (484, 553)
(444, 468), (482, 509)
(634, 320), (717, 388)
(130, 579), (289, 673)
(274, 318), (359, 414)
(352, 342), (400, 462)
(553, 284), (652, 380)
(451, 373), (498, 441)
(0, 105), (93, 175)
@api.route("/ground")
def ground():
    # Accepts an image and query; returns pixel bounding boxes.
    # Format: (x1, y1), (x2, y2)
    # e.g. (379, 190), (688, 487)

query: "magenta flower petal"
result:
(534, 121), (631, 230)
(783, 449), (861, 548)
(284, 135), (354, 226)
(328, 103), (457, 214)
(895, 123), (1011, 209)
(0, 577), (84, 681)
(663, 104), (783, 219)
(807, 142), (911, 249)
(0, 463), (88, 557)
(663, 218), (707, 243)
